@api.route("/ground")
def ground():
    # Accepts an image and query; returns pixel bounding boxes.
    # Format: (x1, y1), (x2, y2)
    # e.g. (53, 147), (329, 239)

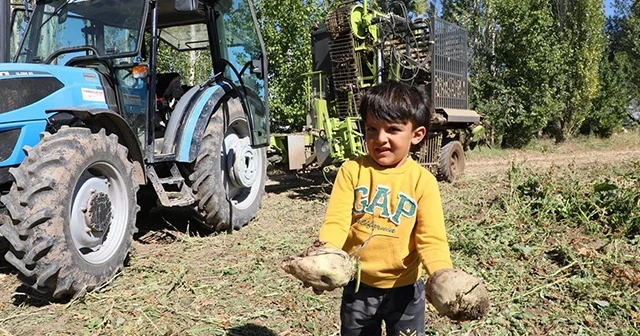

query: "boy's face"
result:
(364, 115), (426, 168)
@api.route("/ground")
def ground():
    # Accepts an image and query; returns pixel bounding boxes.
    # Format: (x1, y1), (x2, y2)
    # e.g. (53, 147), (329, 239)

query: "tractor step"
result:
(158, 176), (184, 185)
(146, 164), (195, 207)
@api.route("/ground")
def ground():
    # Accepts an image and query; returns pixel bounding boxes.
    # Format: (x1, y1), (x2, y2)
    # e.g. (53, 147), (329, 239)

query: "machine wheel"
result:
(0, 127), (138, 298)
(188, 97), (267, 231)
(438, 140), (465, 183)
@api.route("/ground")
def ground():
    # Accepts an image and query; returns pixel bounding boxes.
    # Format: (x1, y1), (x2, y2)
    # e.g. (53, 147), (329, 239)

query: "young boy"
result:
(317, 81), (453, 336)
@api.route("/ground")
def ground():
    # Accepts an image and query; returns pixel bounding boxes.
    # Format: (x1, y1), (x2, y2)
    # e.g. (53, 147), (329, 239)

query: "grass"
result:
(466, 127), (640, 160)
(438, 161), (639, 335)
(525, 128), (640, 153)
(0, 135), (639, 335)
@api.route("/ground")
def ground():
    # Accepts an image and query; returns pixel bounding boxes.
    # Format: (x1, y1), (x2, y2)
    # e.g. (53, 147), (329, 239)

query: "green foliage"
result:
(507, 162), (640, 238)
(441, 158), (639, 334)
(486, 0), (561, 147)
(156, 41), (212, 86)
(372, 0), (429, 14)
(581, 53), (631, 137)
(392, 1), (640, 146)
(255, 0), (328, 131)
(617, 0), (640, 100)
(442, 0), (562, 147)
(548, 0), (606, 142)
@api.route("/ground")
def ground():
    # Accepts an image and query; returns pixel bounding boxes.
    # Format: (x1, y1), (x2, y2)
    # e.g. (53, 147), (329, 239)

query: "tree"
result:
(440, 0), (501, 143)
(444, 0), (564, 147)
(581, 52), (630, 137)
(548, 0), (606, 142)
(255, 0), (328, 131)
(617, 0), (640, 102)
(442, 0), (613, 146)
(580, 2), (635, 137)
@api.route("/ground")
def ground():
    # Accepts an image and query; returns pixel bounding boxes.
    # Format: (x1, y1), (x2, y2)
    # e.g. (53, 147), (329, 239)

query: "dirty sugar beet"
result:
(282, 243), (489, 322)
(425, 268), (490, 321)
(281, 241), (357, 292)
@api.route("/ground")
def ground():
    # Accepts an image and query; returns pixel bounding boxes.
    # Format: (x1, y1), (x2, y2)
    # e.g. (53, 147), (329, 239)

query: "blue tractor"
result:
(0, 0), (269, 298)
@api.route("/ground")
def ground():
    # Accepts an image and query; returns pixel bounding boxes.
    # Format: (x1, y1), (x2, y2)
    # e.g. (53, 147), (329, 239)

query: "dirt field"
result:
(0, 132), (639, 335)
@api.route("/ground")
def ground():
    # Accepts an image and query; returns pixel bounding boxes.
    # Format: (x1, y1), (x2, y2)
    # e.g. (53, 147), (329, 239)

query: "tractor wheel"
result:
(188, 97), (266, 231)
(0, 127), (138, 298)
(438, 140), (465, 183)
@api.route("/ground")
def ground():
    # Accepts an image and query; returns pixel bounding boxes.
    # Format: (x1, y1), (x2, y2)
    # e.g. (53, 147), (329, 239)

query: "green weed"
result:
(507, 162), (640, 238)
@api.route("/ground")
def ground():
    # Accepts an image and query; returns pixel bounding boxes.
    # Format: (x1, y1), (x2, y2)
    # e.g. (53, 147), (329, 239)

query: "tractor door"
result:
(1, 1), (27, 62)
(7, 3), (30, 62)
(212, 0), (269, 147)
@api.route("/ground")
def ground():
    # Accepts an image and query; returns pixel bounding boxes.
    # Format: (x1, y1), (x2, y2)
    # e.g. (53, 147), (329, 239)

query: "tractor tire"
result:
(188, 97), (266, 231)
(438, 140), (465, 183)
(0, 127), (138, 298)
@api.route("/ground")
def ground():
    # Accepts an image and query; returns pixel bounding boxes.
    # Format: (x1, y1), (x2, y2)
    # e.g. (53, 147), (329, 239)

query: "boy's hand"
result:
(281, 241), (356, 292)
(425, 268), (490, 321)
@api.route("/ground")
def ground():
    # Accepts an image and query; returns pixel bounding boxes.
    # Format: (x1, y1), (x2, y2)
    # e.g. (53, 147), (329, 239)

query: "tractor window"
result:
(214, 0), (264, 98)
(16, 0), (146, 64)
(155, 35), (213, 87)
(215, 0), (268, 145)
(9, 8), (30, 60)
(159, 24), (209, 51)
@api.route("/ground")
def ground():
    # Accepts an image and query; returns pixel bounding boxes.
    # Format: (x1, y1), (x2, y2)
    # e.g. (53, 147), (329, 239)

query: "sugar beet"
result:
(281, 241), (356, 291)
(425, 268), (490, 321)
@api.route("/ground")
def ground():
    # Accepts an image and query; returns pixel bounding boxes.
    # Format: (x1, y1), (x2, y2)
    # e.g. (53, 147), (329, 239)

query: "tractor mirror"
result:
(175, 0), (198, 12)
(251, 59), (264, 79)
(58, 6), (68, 24)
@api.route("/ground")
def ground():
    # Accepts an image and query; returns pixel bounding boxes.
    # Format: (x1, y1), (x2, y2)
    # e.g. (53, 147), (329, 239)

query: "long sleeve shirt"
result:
(318, 155), (452, 288)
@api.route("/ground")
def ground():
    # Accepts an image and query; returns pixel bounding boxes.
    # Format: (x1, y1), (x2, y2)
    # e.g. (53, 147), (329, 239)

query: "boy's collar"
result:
(363, 155), (415, 172)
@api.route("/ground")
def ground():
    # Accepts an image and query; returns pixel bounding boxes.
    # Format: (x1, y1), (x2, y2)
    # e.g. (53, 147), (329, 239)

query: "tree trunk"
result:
(552, 118), (566, 143)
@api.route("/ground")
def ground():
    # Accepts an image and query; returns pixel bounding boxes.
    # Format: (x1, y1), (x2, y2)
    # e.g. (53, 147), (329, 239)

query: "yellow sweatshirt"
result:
(318, 155), (452, 289)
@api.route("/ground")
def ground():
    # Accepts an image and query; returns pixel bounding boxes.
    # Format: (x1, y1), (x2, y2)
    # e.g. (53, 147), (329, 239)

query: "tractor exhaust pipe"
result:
(0, 0), (9, 63)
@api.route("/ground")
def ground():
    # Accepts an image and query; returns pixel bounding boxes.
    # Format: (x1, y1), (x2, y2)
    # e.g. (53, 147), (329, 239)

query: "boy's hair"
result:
(358, 81), (432, 131)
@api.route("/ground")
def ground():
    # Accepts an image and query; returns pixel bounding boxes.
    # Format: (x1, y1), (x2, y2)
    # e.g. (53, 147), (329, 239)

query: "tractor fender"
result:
(161, 81), (235, 162)
(46, 108), (146, 184)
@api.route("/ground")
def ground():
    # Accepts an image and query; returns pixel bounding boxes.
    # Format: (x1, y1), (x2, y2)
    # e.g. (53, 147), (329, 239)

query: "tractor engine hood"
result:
(0, 62), (111, 168)
(0, 63), (109, 123)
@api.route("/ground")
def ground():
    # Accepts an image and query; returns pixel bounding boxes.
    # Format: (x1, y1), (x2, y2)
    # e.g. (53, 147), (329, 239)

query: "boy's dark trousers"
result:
(340, 279), (426, 336)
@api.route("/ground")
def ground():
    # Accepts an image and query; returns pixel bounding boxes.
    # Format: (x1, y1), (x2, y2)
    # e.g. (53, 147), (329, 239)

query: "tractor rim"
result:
(69, 162), (129, 264)
(222, 119), (263, 210)
(450, 151), (459, 175)
(228, 135), (259, 188)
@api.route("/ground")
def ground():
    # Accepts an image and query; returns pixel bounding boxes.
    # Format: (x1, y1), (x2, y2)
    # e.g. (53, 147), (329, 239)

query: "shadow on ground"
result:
(265, 170), (335, 202)
(0, 238), (14, 276)
(1, 235), (75, 307)
(0, 208), (207, 308)
(134, 207), (215, 244)
(226, 323), (277, 336)
(11, 285), (56, 307)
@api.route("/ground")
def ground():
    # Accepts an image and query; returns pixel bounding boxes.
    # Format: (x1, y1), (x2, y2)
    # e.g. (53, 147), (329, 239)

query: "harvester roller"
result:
(327, 5), (362, 117)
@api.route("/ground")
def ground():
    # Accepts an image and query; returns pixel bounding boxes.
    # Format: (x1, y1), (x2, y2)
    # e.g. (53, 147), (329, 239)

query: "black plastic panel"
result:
(0, 128), (20, 162)
(0, 77), (64, 113)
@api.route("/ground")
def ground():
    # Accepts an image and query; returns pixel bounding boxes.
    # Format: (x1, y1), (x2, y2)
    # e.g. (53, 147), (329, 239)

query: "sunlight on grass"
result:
(466, 128), (640, 160)
(526, 128), (640, 153)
